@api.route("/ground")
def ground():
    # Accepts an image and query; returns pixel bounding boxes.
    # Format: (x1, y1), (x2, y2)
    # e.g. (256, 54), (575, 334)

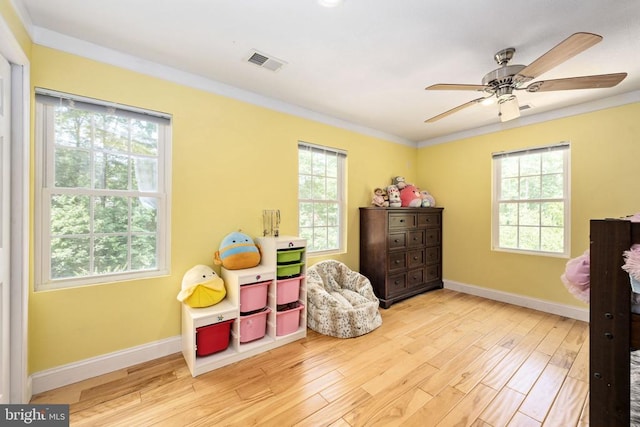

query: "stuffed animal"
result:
(214, 230), (261, 270)
(392, 176), (407, 190)
(386, 185), (402, 207)
(420, 190), (436, 207)
(372, 188), (389, 207)
(177, 264), (227, 308)
(400, 184), (422, 207)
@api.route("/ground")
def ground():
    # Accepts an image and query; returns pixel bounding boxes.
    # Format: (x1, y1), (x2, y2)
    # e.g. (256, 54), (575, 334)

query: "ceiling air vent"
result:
(246, 50), (286, 72)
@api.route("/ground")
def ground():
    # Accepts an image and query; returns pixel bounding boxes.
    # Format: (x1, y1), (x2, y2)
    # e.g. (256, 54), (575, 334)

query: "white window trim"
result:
(34, 90), (172, 290)
(298, 141), (347, 255)
(491, 142), (571, 258)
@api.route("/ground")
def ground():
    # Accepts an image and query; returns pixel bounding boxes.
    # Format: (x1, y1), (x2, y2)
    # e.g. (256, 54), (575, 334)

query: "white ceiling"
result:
(14, 0), (640, 145)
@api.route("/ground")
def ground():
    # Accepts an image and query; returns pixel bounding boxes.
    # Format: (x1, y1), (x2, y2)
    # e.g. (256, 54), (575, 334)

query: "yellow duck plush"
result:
(177, 265), (226, 308)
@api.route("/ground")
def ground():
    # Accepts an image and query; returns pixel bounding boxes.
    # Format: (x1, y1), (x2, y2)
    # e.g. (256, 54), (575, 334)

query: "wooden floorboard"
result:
(31, 289), (591, 426)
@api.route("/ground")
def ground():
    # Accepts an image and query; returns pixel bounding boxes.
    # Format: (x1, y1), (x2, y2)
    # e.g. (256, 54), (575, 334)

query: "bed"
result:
(590, 218), (640, 426)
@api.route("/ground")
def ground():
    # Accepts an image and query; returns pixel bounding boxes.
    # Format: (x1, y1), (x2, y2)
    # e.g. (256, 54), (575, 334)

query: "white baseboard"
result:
(443, 279), (589, 322)
(30, 336), (182, 395)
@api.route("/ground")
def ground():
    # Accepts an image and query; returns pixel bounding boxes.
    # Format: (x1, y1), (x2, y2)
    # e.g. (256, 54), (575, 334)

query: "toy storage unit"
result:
(181, 237), (307, 377)
(257, 235), (307, 341)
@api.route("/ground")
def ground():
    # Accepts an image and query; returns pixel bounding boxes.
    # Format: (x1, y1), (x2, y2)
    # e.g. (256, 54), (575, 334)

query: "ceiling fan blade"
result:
(514, 32), (603, 83)
(425, 97), (488, 123)
(426, 83), (488, 91)
(499, 97), (520, 122)
(523, 72), (627, 92)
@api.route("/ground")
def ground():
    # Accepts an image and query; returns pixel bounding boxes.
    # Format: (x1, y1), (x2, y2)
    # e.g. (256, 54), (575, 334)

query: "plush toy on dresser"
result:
(386, 185), (402, 207)
(371, 188), (389, 207)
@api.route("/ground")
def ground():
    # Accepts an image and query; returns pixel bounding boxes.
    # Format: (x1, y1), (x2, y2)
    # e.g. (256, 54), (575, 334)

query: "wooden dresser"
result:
(359, 207), (443, 308)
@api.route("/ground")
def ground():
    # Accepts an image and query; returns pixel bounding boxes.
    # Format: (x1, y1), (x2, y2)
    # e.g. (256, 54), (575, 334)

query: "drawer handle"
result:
(399, 219), (405, 223)
(605, 312), (613, 319)
(413, 256), (418, 260)
(394, 239), (400, 243)
(604, 332), (614, 340)
(394, 280), (401, 285)
(395, 260), (401, 264)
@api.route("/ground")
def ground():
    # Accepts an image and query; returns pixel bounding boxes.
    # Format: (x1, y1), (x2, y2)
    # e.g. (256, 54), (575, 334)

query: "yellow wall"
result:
(0, 0), (31, 56)
(28, 45), (418, 372)
(417, 103), (640, 307)
(10, 2), (639, 375)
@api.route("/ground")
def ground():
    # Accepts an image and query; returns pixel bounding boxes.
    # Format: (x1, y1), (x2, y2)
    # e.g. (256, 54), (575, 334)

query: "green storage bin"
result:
(277, 262), (304, 279)
(276, 248), (305, 264)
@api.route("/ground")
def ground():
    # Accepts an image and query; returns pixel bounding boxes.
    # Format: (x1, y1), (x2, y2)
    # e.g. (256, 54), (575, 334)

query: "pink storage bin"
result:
(276, 277), (302, 305)
(239, 280), (270, 313)
(239, 307), (271, 343)
(276, 302), (304, 336)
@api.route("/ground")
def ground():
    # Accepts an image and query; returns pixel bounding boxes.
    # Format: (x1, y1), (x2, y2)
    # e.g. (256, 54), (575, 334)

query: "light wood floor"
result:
(31, 289), (590, 426)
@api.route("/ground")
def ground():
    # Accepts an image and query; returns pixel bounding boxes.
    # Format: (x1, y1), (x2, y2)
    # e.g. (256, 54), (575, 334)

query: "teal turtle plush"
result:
(214, 230), (261, 270)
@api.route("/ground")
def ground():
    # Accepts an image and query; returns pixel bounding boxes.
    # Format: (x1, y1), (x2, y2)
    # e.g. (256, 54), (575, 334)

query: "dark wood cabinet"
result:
(359, 207), (443, 308)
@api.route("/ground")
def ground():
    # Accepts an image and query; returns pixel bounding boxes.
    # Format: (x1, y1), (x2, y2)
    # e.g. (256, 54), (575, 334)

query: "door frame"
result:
(0, 14), (30, 403)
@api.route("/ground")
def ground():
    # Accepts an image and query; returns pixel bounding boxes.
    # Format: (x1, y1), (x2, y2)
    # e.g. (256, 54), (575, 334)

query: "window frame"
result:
(34, 89), (172, 290)
(297, 141), (347, 255)
(491, 142), (570, 258)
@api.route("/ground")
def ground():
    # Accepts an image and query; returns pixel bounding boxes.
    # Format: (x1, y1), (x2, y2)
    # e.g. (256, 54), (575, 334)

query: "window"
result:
(492, 143), (570, 256)
(35, 89), (171, 290)
(298, 142), (346, 254)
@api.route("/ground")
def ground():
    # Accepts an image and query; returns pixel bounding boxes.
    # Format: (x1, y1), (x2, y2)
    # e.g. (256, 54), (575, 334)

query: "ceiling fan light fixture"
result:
(318, 0), (344, 7)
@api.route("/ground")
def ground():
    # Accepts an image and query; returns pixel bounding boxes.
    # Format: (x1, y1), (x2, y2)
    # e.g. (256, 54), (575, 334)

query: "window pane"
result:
(541, 202), (564, 227)
(94, 235), (129, 274)
(519, 176), (540, 199)
(55, 107), (92, 149)
(519, 226), (540, 251)
(312, 176), (326, 200)
(327, 203), (339, 226)
(542, 151), (563, 174)
(541, 227), (564, 252)
(499, 226), (518, 248)
(299, 202), (314, 227)
(51, 194), (90, 235)
(131, 120), (158, 155)
(312, 227), (328, 251)
(520, 153), (541, 176)
(541, 174), (563, 198)
(501, 177), (519, 200)
(97, 114), (129, 153)
(131, 235), (157, 270)
(132, 197), (158, 232)
(95, 152), (130, 190)
(133, 157), (158, 192)
(314, 203), (328, 226)
(51, 237), (90, 279)
(326, 154), (338, 178)
(501, 157), (519, 178)
(298, 149), (312, 175)
(519, 202), (540, 226)
(312, 151), (326, 176)
(94, 196), (129, 233)
(55, 147), (91, 188)
(299, 175), (313, 199)
(499, 203), (517, 226)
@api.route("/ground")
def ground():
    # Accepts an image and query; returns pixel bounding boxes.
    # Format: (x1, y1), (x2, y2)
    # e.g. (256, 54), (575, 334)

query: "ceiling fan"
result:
(424, 32), (627, 123)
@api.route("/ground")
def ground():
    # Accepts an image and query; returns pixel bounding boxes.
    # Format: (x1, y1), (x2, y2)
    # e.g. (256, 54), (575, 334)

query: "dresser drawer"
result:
(387, 273), (407, 296)
(408, 249), (425, 269)
(388, 252), (406, 272)
(407, 230), (426, 248)
(425, 229), (441, 247)
(418, 213), (441, 228)
(407, 268), (425, 287)
(389, 213), (417, 229)
(388, 233), (406, 250)
(426, 247), (440, 264)
(426, 264), (441, 282)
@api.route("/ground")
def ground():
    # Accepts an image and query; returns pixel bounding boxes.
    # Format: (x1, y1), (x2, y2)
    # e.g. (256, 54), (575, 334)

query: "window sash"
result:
(492, 143), (570, 256)
(35, 91), (171, 290)
(298, 142), (346, 254)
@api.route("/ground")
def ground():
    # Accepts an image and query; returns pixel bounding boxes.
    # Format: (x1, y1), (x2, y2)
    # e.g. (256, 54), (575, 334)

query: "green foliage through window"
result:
(493, 144), (569, 256)
(36, 91), (170, 289)
(298, 143), (345, 253)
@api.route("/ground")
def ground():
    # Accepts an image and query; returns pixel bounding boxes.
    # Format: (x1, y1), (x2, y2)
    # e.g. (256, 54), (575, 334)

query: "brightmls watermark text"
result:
(1, 405), (69, 426)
